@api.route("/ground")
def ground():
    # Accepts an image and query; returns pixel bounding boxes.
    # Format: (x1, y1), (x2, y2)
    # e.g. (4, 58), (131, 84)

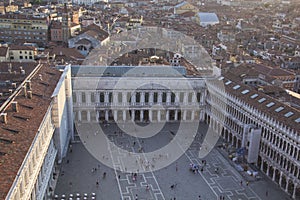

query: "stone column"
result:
(123, 110), (126, 121)
(166, 110), (170, 121)
(141, 92), (145, 106)
(96, 111), (99, 122)
(272, 168), (276, 181)
(104, 92), (109, 105)
(140, 110), (144, 122)
(166, 92), (171, 105)
(113, 110), (118, 122)
(105, 110), (109, 121)
(78, 110), (82, 121)
(266, 163), (270, 176)
(285, 178), (289, 192)
(183, 92), (188, 105)
(158, 110), (161, 122)
(175, 110), (178, 121)
(122, 92), (127, 106)
(191, 110), (195, 121)
(131, 110), (135, 121)
(158, 92), (162, 105)
(149, 92), (154, 105)
(149, 110), (152, 122)
(87, 110), (91, 122)
(131, 92), (136, 105)
(87, 92), (91, 105)
(183, 110), (187, 121)
(293, 183), (297, 199)
(279, 172), (283, 187)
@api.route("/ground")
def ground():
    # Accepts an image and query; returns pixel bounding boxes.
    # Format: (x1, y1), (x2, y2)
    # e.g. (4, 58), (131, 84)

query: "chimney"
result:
(22, 86), (27, 97)
(26, 80), (31, 90)
(8, 89), (13, 94)
(39, 74), (43, 81)
(12, 83), (17, 88)
(0, 113), (7, 124)
(12, 101), (18, 112)
(21, 69), (25, 75)
(27, 91), (32, 99)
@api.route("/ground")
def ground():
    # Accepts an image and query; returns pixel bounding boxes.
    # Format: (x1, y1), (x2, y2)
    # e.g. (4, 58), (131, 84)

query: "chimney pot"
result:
(0, 113), (7, 124)
(12, 101), (18, 112)
(27, 91), (32, 99)
(22, 86), (27, 97)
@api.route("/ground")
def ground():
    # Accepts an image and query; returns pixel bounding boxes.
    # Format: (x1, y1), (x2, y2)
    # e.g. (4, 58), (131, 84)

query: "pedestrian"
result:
(246, 181), (249, 186)
(118, 175), (121, 179)
(240, 180), (243, 186)
(266, 190), (268, 197)
(96, 180), (99, 186)
(146, 185), (150, 191)
(198, 195), (201, 200)
(135, 194), (138, 200)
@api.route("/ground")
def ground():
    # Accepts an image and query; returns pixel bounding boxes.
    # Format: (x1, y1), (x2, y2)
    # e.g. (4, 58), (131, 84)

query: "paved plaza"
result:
(54, 122), (292, 200)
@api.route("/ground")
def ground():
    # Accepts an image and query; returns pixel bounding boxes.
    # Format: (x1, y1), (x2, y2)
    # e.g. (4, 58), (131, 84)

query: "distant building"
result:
(174, 1), (198, 15)
(0, 13), (49, 47)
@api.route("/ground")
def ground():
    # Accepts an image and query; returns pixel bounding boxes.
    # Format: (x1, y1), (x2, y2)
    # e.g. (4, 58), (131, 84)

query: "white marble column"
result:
(87, 110), (91, 122)
(123, 110), (126, 121)
(166, 110), (170, 121)
(96, 111), (99, 122)
(279, 171), (283, 187)
(105, 110), (109, 121)
(114, 110), (118, 122)
(183, 92), (188, 105)
(285, 178), (290, 192)
(149, 92), (154, 105)
(131, 92), (136, 105)
(158, 110), (161, 122)
(122, 92), (127, 106)
(140, 110), (144, 122)
(141, 92), (145, 106)
(166, 92), (171, 105)
(104, 92), (109, 104)
(78, 111), (82, 121)
(158, 92), (162, 105)
(149, 110), (152, 122)
(272, 168), (276, 181)
(191, 110), (195, 121)
(175, 110), (178, 121)
(293, 183), (297, 199)
(183, 110), (187, 121)
(131, 110), (135, 121)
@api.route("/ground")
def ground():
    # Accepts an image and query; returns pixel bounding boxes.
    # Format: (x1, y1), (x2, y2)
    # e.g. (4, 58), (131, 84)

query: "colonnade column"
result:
(293, 183), (297, 199)
(183, 110), (187, 121)
(105, 110), (109, 121)
(131, 110), (135, 121)
(285, 178), (290, 192)
(114, 110), (118, 122)
(279, 171), (283, 187)
(78, 111), (82, 121)
(272, 168), (276, 181)
(166, 92), (171, 105)
(175, 110), (178, 121)
(166, 110), (170, 121)
(149, 92), (154, 105)
(149, 110), (152, 122)
(87, 110), (91, 122)
(158, 110), (161, 122)
(140, 110), (144, 122)
(191, 110), (195, 121)
(123, 110), (126, 121)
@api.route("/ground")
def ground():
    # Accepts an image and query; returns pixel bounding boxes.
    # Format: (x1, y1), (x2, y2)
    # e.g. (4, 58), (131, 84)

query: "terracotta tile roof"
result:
(0, 63), (62, 199)
(0, 62), (37, 106)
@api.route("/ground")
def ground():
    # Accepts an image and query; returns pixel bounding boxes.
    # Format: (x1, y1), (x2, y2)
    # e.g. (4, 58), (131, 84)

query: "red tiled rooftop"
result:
(0, 64), (62, 199)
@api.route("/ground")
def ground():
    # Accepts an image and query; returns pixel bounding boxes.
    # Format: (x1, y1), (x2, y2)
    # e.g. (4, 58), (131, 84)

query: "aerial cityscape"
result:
(0, 0), (299, 200)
